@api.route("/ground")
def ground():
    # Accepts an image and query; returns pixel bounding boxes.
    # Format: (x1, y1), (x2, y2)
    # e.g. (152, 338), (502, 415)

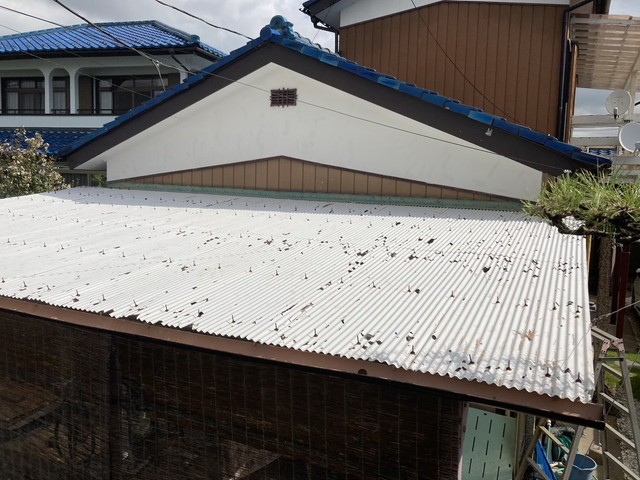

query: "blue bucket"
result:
(568, 454), (597, 480)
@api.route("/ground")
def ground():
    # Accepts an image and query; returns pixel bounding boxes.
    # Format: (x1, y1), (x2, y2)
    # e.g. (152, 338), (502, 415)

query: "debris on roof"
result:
(0, 187), (595, 404)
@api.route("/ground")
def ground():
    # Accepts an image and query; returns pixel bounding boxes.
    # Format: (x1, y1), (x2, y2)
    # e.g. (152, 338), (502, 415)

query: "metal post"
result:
(615, 244), (631, 338)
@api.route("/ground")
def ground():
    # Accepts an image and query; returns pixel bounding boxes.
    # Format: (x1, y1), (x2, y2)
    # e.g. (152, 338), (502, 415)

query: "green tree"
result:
(524, 170), (640, 327)
(0, 128), (68, 198)
(523, 170), (640, 243)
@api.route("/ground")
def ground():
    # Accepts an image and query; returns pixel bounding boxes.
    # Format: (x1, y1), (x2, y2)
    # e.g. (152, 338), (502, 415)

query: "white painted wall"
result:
(0, 115), (116, 129)
(0, 54), (216, 128)
(317, 0), (568, 28)
(88, 63), (543, 200)
(0, 54), (212, 80)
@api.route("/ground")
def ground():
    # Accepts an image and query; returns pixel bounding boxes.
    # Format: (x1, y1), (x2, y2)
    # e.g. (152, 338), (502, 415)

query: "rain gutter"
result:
(0, 297), (604, 429)
(558, 0), (594, 140)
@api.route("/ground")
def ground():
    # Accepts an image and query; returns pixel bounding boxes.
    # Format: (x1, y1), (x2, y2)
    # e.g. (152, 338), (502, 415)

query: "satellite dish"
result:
(619, 122), (640, 152)
(606, 90), (632, 116)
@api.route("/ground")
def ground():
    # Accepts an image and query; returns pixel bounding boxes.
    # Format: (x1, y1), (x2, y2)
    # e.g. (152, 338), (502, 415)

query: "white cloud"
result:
(610, 0), (640, 16)
(1, 0), (637, 118)
(0, 0), (334, 53)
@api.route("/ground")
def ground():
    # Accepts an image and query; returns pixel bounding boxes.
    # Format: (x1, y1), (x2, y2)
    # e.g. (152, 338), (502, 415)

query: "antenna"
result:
(619, 122), (640, 155)
(606, 90), (632, 119)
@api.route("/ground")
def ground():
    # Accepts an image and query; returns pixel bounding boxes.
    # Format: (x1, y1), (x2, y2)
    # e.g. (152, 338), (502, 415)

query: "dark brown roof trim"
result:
(302, 0), (343, 17)
(68, 41), (592, 177)
(0, 297), (604, 428)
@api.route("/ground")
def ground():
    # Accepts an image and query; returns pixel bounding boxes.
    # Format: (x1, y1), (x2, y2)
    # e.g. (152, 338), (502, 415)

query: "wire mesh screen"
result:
(0, 311), (464, 479)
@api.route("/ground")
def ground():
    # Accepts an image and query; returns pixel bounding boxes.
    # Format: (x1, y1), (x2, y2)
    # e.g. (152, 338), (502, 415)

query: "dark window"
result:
(95, 76), (169, 115)
(270, 88), (297, 107)
(2, 78), (45, 114)
(1, 77), (69, 114)
(52, 77), (69, 114)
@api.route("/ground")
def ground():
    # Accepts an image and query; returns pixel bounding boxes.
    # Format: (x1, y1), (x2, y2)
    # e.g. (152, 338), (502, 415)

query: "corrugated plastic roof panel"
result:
(0, 187), (595, 404)
(0, 20), (225, 57)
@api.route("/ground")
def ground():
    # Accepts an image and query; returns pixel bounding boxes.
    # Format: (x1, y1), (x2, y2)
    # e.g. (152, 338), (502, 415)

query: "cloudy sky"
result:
(0, 0), (637, 116)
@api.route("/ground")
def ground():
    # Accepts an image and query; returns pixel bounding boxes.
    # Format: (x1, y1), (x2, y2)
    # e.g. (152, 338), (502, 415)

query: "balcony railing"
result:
(0, 113), (117, 129)
(1, 109), (121, 116)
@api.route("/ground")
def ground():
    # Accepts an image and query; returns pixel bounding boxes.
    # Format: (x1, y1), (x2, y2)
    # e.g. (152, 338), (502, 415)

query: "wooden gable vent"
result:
(270, 88), (297, 107)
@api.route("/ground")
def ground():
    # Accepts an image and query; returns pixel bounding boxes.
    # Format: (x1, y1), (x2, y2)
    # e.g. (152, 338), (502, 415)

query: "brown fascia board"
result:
(303, 0), (344, 18)
(0, 297), (604, 428)
(66, 41), (594, 177)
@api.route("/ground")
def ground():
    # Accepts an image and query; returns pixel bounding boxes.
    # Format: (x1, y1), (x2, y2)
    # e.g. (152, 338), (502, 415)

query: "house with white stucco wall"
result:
(64, 16), (609, 202)
(0, 20), (223, 184)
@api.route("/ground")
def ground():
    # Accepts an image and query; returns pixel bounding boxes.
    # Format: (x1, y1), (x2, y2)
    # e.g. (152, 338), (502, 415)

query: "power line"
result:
(0, 21), (161, 103)
(0, 4), (197, 95)
(408, 0), (513, 121)
(153, 0), (252, 40)
(2, 6), (601, 174)
(50, 0), (167, 89)
(0, 5), (65, 27)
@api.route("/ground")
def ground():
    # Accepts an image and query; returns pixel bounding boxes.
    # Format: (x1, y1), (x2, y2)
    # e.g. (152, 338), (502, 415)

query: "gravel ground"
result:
(614, 390), (640, 479)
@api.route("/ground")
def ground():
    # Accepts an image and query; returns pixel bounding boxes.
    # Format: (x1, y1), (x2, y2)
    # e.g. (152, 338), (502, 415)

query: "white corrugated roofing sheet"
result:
(0, 188), (595, 403)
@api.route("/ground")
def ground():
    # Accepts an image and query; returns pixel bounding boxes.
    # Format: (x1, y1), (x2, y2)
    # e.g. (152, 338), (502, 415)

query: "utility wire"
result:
(3, 4), (602, 174)
(0, 21), (160, 103)
(51, 0), (167, 90)
(408, 0), (513, 121)
(153, 0), (251, 40)
(0, 5), (65, 27)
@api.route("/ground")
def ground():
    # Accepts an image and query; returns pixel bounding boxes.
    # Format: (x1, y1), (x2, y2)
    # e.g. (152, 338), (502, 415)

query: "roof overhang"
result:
(0, 188), (604, 427)
(65, 41), (608, 174)
(0, 297), (604, 428)
(571, 13), (640, 90)
(0, 45), (222, 62)
(303, 0), (573, 30)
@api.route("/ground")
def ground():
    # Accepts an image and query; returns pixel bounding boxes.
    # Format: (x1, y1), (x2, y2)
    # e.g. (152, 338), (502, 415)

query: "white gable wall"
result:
(94, 63), (543, 200)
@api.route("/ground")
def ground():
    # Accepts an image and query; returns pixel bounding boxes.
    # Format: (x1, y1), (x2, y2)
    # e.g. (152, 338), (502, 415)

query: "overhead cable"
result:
(153, 0), (252, 40)
(4, 5), (599, 174)
(0, 5), (65, 27)
(51, 0), (168, 89)
(409, 0), (513, 121)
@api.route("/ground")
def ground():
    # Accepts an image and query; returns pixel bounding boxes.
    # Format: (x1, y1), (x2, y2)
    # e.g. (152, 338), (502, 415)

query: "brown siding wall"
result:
(130, 157), (507, 201)
(0, 310), (465, 479)
(340, 2), (565, 136)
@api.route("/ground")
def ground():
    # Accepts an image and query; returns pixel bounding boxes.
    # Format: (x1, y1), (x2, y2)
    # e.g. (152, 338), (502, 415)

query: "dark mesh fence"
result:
(0, 311), (463, 479)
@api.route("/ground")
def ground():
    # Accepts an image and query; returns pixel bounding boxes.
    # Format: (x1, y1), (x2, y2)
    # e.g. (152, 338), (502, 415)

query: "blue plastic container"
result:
(568, 454), (597, 480)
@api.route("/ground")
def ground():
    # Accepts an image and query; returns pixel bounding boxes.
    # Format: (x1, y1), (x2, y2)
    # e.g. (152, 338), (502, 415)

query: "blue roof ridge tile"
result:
(64, 15), (611, 169)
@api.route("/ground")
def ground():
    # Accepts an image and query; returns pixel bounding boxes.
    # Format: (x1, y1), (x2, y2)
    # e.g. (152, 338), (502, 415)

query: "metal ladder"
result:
(592, 327), (640, 480)
(514, 419), (584, 480)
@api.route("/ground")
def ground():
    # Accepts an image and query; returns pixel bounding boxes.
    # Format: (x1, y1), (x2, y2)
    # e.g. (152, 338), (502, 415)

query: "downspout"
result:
(302, 6), (340, 53)
(311, 17), (340, 53)
(557, 0), (594, 141)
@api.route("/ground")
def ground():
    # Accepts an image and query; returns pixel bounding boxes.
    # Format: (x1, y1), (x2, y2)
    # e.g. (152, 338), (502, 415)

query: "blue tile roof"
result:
(0, 128), (95, 155)
(65, 16), (611, 169)
(0, 20), (225, 57)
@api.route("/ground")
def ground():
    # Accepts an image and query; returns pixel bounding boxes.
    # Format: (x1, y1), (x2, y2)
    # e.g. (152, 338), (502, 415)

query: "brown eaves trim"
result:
(303, 0), (342, 17)
(67, 42), (596, 177)
(0, 297), (604, 428)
